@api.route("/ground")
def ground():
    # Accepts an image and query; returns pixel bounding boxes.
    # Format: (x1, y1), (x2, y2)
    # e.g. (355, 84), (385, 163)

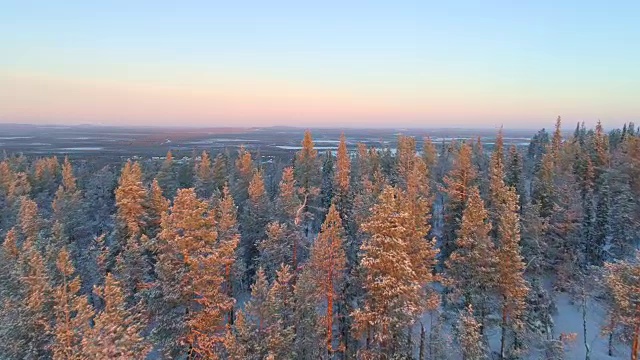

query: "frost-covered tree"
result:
(354, 186), (426, 356)
(52, 248), (92, 360)
(195, 150), (215, 199)
(308, 203), (346, 355)
(83, 273), (149, 359)
(241, 170), (271, 280)
(446, 186), (497, 332)
(115, 160), (147, 237)
(156, 150), (177, 199)
(456, 305), (488, 360)
(603, 252), (640, 360)
(441, 143), (477, 261)
(495, 187), (529, 359)
(153, 188), (232, 358)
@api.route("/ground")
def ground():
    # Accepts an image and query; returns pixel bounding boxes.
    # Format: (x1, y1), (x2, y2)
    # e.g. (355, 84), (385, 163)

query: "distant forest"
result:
(0, 118), (639, 360)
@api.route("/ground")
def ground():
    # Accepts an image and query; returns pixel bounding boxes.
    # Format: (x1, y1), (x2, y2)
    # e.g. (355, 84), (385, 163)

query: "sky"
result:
(0, 1), (638, 129)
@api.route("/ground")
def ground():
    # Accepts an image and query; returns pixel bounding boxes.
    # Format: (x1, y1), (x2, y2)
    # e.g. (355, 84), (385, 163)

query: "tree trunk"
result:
(226, 264), (234, 325)
(631, 320), (639, 360)
(327, 277), (334, 357)
(608, 323), (614, 357)
(582, 296), (591, 360)
(419, 323), (425, 360)
(500, 303), (507, 360)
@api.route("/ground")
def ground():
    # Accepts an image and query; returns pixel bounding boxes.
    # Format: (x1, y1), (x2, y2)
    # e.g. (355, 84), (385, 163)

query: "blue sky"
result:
(0, 1), (638, 128)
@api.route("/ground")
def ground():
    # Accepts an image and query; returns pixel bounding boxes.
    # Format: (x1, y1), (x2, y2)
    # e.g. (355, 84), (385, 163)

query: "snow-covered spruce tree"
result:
(232, 145), (254, 209)
(293, 265), (324, 359)
(488, 128), (506, 237)
(82, 273), (150, 359)
(0, 231), (55, 359)
(308, 203), (347, 356)
(212, 152), (229, 194)
(603, 252), (640, 360)
(334, 133), (351, 198)
(396, 135), (417, 188)
(422, 136), (438, 182)
(354, 186), (433, 357)
(241, 170), (271, 280)
(551, 116), (563, 162)
(195, 150), (216, 200)
(445, 186), (497, 333)
(505, 144), (526, 211)
(265, 264), (297, 359)
(146, 178), (169, 238)
(114, 160), (148, 238)
(113, 161), (151, 297)
(273, 166), (305, 271)
(225, 268), (270, 359)
(496, 187), (529, 359)
(333, 133), (356, 247)
(456, 305), (488, 360)
(152, 188), (233, 358)
(51, 157), (84, 245)
(293, 130), (321, 236)
(319, 150), (335, 224)
(259, 221), (295, 280)
(440, 143), (477, 262)
(215, 184), (241, 321)
(156, 150), (177, 199)
(52, 247), (92, 360)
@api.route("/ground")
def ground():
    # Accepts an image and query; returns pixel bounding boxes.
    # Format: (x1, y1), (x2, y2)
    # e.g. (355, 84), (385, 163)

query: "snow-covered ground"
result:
(552, 292), (628, 360)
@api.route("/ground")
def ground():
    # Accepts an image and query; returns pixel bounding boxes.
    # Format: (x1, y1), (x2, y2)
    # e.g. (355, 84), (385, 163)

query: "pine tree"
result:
(18, 197), (41, 244)
(154, 188), (230, 358)
(2, 237), (55, 359)
(294, 130), (320, 235)
(195, 150), (215, 199)
(319, 150), (335, 226)
(51, 157), (82, 240)
(551, 116), (563, 161)
(146, 178), (169, 237)
(259, 222), (294, 280)
(52, 248), (92, 360)
(445, 186), (497, 331)
(593, 171), (611, 264)
(233, 146), (253, 207)
(505, 144), (525, 210)
(265, 265), (296, 359)
(456, 305), (488, 360)
(404, 157), (440, 310)
(531, 151), (556, 219)
(397, 135), (417, 187)
(354, 186), (424, 356)
(216, 185), (241, 322)
(441, 143), (477, 261)
(422, 136), (438, 179)
(83, 273), (150, 359)
(115, 160), (147, 237)
(609, 170), (637, 258)
(241, 170), (271, 279)
(495, 188), (529, 359)
(334, 133), (351, 197)
(212, 153), (229, 193)
(293, 265), (324, 360)
(0, 159), (13, 199)
(488, 128), (506, 232)
(157, 150), (177, 199)
(308, 204), (346, 355)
